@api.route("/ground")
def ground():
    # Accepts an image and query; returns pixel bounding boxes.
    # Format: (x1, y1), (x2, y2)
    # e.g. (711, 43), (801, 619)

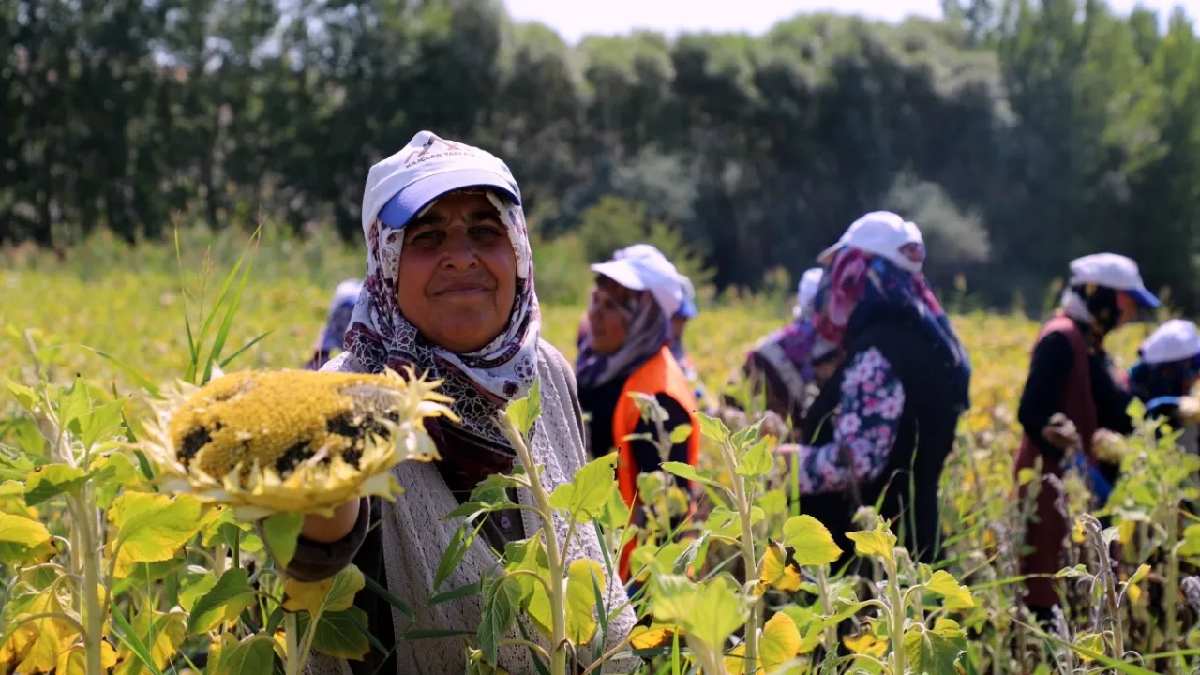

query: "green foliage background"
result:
(6, 0), (1200, 308)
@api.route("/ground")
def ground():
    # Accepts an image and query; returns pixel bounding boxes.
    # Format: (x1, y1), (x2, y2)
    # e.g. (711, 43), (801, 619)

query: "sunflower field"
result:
(6, 229), (1200, 675)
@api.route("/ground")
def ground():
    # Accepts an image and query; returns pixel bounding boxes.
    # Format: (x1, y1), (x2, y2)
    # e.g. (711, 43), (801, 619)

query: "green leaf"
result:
(927, 570), (975, 609)
(735, 436), (773, 477)
(310, 608), (372, 660)
(904, 619), (968, 675)
(78, 399), (125, 449)
(4, 379), (39, 410)
(188, 568), (255, 634)
(213, 635), (276, 675)
(695, 412), (730, 444)
(782, 515), (842, 566)
(668, 424), (693, 445)
(82, 346), (161, 397)
(109, 491), (204, 576)
(23, 464), (87, 505)
(434, 521), (482, 590)
(565, 559), (605, 645)
(504, 378), (542, 438)
(650, 575), (747, 651)
(477, 574), (522, 665)
(110, 604), (163, 675)
(261, 512), (304, 569)
(178, 572), (218, 612)
(660, 461), (721, 490)
(548, 452), (618, 522)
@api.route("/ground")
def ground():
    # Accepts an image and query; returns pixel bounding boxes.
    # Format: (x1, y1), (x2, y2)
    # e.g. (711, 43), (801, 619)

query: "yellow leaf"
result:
(1129, 582), (1143, 604)
(927, 570), (975, 609)
(844, 632), (888, 657)
(8, 590), (78, 673)
(782, 515), (842, 566)
(108, 492), (204, 577)
(56, 639), (118, 675)
(0, 512), (51, 548)
(629, 624), (676, 650)
(723, 643), (749, 675)
(1074, 633), (1104, 663)
(1128, 562), (1151, 586)
(846, 527), (896, 563)
(283, 577), (334, 614)
(759, 544), (803, 593)
(760, 612), (802, 671)
(1117, 520), (1136, 547)
(283, 564), (364, 614)
(565, 559), (605, 645)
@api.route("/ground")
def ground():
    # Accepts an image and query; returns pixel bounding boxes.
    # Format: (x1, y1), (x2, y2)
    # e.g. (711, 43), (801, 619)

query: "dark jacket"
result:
(799, 304), (965, 564)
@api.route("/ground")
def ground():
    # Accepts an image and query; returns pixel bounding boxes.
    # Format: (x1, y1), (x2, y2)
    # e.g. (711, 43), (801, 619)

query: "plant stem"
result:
(816, 565), (839, 674)
(503, 423), (567, 675)
(885, 556), (906, 675)
(285, 612), (302, 675)
(73, 488), (103, 675)
(726, 445), (759, 671)
(1165, 507), (1180, 673)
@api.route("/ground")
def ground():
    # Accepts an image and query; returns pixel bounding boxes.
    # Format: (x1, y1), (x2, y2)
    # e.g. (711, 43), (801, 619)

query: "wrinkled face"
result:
(394, 191), (517, 353)
(587, 276), (635, 355)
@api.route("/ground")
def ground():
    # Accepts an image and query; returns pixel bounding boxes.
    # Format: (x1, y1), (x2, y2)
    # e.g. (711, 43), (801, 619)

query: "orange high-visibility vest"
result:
(612, 346), (700, 578)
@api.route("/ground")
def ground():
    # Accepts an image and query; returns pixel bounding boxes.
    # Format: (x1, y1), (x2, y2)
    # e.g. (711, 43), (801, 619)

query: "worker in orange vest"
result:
(575, 244), (700, 579)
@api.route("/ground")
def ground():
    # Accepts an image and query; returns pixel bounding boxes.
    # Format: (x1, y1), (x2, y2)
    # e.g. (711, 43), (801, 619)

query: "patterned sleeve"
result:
(796, 347), (906, 494)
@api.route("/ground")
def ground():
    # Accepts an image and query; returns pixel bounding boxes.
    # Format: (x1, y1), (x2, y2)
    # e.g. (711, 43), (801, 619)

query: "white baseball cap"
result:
(817, 211), (925, 274)
(794, 267), (824, 319)
(362, 130), (520, 230)
(332, 278), (363, 309)
(614, 244), (698, 319)
(593, 245), (687, 317)
(1069, 253), (1160, 308)
(1140, 319), (1200, 364)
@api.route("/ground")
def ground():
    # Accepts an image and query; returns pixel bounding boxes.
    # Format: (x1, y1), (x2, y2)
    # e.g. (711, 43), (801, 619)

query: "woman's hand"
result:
(301, 499), (361, 543)
(1041, 413), (1079, 452)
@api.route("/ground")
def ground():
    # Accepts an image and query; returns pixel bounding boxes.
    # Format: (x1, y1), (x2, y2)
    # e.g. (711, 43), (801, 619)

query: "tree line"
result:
(4, 0), (1200, 308)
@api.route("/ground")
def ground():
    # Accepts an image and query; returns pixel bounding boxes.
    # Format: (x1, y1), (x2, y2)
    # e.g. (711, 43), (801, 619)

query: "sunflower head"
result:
(141, 368), (455, 518)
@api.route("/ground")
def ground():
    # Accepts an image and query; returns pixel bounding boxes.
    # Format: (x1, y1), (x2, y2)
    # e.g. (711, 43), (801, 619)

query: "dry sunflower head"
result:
(140, 368), (455, 518)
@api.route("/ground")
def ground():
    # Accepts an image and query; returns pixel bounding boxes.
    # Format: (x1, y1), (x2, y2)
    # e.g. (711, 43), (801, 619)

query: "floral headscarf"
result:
(812, 247), (971, 410)
(344, 190), (541, 448)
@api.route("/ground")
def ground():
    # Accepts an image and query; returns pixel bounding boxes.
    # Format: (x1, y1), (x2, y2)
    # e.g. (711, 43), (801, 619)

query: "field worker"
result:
(1129, 319), (1200, 450)
(575, 246), (700, 576)
(742, 267), (824, 429)
(305, 278), (362, 369)
(291, 131), (634, 673)
(600, 244), (703, 385)
(778, 211), (971, 564)
(1015, 253), (1158, 616)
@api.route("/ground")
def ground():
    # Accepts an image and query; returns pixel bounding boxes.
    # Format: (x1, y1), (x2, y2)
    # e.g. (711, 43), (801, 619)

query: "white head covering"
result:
(1141, 319), (1200, 365)
(818, 211), (925, 274)
(794, 267), (824, 319)
(344, 131), (541, 447)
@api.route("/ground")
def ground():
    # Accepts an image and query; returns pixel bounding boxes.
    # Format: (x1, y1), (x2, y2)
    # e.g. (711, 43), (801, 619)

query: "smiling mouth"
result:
(433, 285), (493, 297)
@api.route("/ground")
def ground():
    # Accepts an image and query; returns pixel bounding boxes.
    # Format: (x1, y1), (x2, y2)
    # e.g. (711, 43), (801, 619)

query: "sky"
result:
(504, 0), (1200, 43)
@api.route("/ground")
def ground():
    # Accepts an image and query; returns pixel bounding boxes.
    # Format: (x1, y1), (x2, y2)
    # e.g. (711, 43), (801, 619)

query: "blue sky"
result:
(504, 0), (1200, 43)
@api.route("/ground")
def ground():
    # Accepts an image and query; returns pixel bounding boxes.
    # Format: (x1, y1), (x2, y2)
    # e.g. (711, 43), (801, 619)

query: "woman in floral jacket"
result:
(781, 213), (971, 563)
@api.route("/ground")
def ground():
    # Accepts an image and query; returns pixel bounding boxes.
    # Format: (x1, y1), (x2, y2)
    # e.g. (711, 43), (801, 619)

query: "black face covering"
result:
(1073, 284), (1122, 335)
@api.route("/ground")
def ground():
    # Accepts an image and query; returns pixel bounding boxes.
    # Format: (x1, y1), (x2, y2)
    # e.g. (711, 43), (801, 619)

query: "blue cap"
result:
(378, 171), (520, 229)
(1129, 288), (1161, 309)
(675, 296), (699, 320)
(363, 130), (521, 230)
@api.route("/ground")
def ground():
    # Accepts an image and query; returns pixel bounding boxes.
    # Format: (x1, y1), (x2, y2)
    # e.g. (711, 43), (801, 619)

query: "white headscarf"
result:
(345, 183), (541, 448)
